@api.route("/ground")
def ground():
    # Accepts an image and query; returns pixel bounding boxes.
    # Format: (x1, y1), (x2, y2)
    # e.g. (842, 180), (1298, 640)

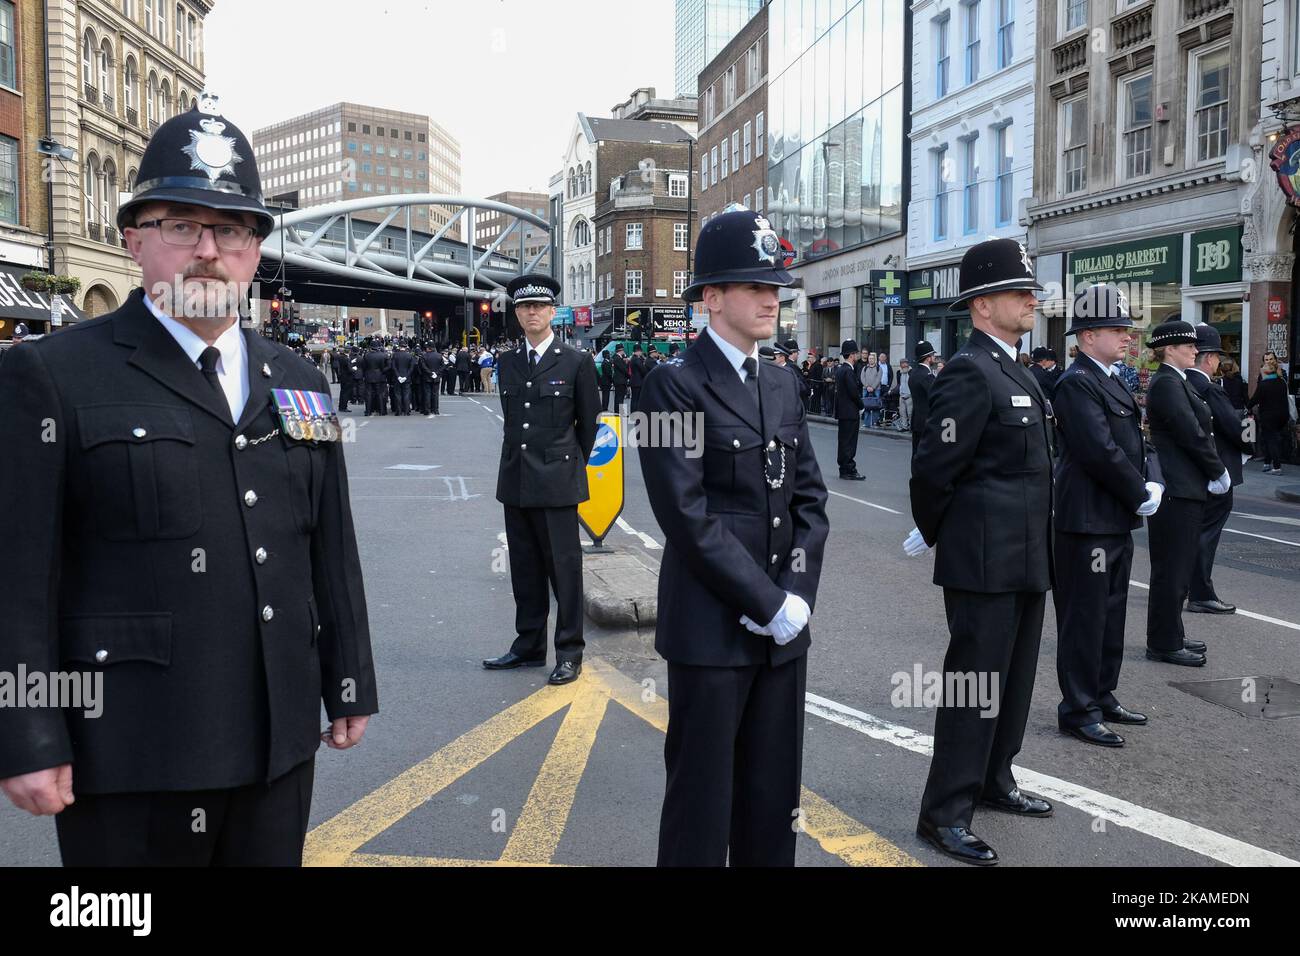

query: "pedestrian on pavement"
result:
(1187, 324), (1249, 614)
(1248, 355), (1291, 475)
(836, 341), (866, 479)
(1219, 357), (1248, 415)
(860, 352), (882, 428)
(639, 208), (829, 867)
(1052, 284), (1162, 750)
(1144, 319), (1230, 667)
(904, 237), (1055, 866)
(483, 274), (600, 686)
(896, 359), (912, 430)
(0, 95), (377, 866)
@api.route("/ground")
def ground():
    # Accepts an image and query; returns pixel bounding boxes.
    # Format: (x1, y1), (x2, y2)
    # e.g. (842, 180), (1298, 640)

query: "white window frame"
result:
(626, 222), (643, 251)
(1188, 41), (1230, 168)
(725, 65), (736, 108)
(756, 112), (764, 157)
(674, 271), (689, 297)
(731, 130), (740, 172)
(1060, 0), (1088, 36)
(962, 134), (980, 235)
(994, 123), (1014, 226)
(721, 141), (729, 179)
(669, 173), (688, 198)
(935, 13), (951, 98)
(996, 0), (1014, 69)
(743, 121), (752, 165)
(964, 0), (981, 85)
(1117, 70), (1153, 183)
(1059, 94), (1089, 196)
(700, 153), (709, 191)
(625, 270), (643, 298)
(674, 222), (689, 250)
(711, 145), (719, 186)
(933, 146), (949, 241)
(753, 188), (763, 214)
(747, 41), (760, 89)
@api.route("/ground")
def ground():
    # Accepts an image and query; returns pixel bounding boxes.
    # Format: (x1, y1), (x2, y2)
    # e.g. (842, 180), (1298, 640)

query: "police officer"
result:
(419, 341), (445, 416)
(909, 340), (938, 452)
(1186, 323), (1247, 615)
(1052, 284), (1163, 748)
(361, 337), (390, 415)
(1029, 346), (1059, 400)
(483, 274), (600, 685)
(629, 343), (647, 412)
(391, 341), (417, 416)
(0, 94), (377, 865)
(610, 344), (630, 410)
(599, 347), (614, 410)
(639, 208), (829, 867)
(1144, 319), (1231, 666)
(905, 238), (1055, 866)
(834, 340), (867, 479)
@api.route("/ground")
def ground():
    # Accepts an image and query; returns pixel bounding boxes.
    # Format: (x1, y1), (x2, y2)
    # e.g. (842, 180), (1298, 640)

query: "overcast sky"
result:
(204, 0), (681, 197)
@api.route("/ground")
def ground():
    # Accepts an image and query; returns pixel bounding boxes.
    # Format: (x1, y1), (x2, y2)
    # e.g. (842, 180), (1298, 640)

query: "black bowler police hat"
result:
(1067, 283), (1134, 336)
(841, 339), (859, 356)
(507, 273), (561, 306)
(681, 207), (796, 302)
(950, 238), (1044, 312)
(914, 340), (936, 361)
(1148, 319), (1198, 347)
(117, 93), (274, 238)
(1031, 346), (1053, 361)
(1195, 323), (1224, 354)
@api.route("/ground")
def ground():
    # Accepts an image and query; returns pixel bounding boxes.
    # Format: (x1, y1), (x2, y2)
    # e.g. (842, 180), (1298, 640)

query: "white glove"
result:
(765, 593), (811, 646)
(1207, 468), (1231, 496)
(738, 614), (772, 636)
(1136, 481), (1163, 517)
(903, 527), (931, 557)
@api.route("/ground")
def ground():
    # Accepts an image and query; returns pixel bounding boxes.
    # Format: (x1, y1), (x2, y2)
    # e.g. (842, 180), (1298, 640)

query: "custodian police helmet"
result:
(950, 238), (1044, 312)
(1067, 283), (1135, 336)
(681, 207), (796, 302)
(116, 92), (275, 238)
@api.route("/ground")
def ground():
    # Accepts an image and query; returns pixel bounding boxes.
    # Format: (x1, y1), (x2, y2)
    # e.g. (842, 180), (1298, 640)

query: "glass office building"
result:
(675, 0), (767, 97)
(765, 0), (905, 264)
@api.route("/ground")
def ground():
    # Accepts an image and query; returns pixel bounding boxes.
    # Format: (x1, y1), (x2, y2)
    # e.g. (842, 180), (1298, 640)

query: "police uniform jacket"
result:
(1052, 355), (1162, 535)
(909, 361), (935, 451)
(391, 349), (417, 382)
(611, 353), (630, 386)
(361, 348), (390, 384)
(1145, 364), (1223, 501)
(495, 341), (600, 508)
(1029, 363), (1057, 400)
(0, 290), (378, 793)
(1188, 370), (1248, 486)
(910, 328), (1054, 593)
(420, 349), (445, 379)
(638, 332), (829, 667)
(833, 361), (864, 420)
(629, 354), (647, 388)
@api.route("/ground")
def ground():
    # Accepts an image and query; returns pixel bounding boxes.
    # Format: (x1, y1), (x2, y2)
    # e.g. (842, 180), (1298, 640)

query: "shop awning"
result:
(582, 320), (613, 339)
(0, 264), (87, 336)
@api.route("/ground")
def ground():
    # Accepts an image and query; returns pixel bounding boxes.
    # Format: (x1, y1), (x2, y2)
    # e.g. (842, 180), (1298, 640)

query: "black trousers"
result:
(504, 504), (585, 662)
(338, 378), (353, 410)
(1189, 486), (1233, 603)
(442, 372), (454, 395)
(55, 758), (314, 867)
(420, 380), (440, 415)
(365, 381), (387, 415)
(1146, 495), (1204, 652)
(614, 385), (628, 410)
(630, 386), (641, 413)
(1054, 531), (1133, 728)
(601, 385), (612, 411)
(658, 655), (806, 867)
(919, 589), (1045, 829)
(1259, 425), (1286, 469)
(836, 417), (860, 475)
(394, 381), (413, 415)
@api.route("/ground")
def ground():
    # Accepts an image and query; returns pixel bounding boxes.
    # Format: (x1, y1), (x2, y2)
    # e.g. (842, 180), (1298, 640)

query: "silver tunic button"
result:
(521, 443), (528, 450)
(255, 547), (268, 564)
(564, 455), (570, 460)
(524, 402), (531, 409)
(526, 381), (533, 387)
(555, 391), (561, 396)
(770, 554), (779, 565)
(244, 490), (258, 507)
(523, 423), (530, 429)
(773, 517), (782, 528)
(94, 649), (108, 664)
(732, 438), (741, 449)
(768, 440), (777, 450)
(132, 427), (147, 439)
(1021, 416), (1029, 424)
(262, 605), (274, 622)
(234, 435), (248, 450)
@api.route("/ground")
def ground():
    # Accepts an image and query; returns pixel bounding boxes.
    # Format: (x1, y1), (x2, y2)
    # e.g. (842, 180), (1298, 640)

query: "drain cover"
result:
(1218, 539), (1300, 573)
(1171, 676), (1300, 719)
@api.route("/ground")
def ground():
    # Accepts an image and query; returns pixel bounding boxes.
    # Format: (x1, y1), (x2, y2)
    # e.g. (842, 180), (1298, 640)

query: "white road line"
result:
(828, 489), (903, 515)
(804, 692), (1299, 868)
(1128, 580), (1300, 632)
(1233, 511), (1300, 529)
(495, 414), (504, 422)
(615, 517), (663, 550)
(466, 397), (482, 406)
(1222, 527), (1300, 548)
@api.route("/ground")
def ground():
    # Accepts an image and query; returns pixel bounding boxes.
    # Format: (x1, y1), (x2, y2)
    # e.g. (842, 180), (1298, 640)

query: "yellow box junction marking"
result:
(304, 658), (920, 867)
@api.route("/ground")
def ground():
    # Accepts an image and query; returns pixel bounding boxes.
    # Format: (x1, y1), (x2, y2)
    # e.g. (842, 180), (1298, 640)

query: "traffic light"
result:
(479, 302), (489, 316)
(270, 298), (282, 321)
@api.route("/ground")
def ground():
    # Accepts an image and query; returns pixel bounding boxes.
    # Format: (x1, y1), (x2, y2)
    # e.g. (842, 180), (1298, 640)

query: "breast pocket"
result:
(542, 382), (575, 427)
(995, 406), (1044, 472)
(77, 404), (201, 541)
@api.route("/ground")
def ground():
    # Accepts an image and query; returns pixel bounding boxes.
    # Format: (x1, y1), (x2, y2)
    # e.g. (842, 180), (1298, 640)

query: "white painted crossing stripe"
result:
(804, 692), (1299, 868)
(615, 517), (663, 550)
(1222, 527), (1300, 548)
(495, 414), (504, 422)
(1128, 581), (1300, 632)
(386, 464), (440, 471)
(1233, 511), (1300, 529)
(828, 489), (903, 515)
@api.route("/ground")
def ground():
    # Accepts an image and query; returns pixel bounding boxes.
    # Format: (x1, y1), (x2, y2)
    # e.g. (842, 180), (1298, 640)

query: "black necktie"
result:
(529, 350), (539, 372)
(198, 347), (232, 420)
(742, 357), (759, 409)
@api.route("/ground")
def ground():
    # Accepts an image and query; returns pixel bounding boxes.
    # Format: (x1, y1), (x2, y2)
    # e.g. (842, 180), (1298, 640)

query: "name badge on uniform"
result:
(1011, 395), (1032, 407)
(271, 388), (341, 443)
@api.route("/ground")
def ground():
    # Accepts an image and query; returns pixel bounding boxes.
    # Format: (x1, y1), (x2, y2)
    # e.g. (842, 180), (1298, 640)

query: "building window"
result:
(99, 41), (112, 103)
(731, 130), (740, 172)
(996, 0), (1014, 69)
(186, 14), (196, 62)
(0, 2), (14, 90)
(705, 85), (715, 125)
(754, 188), (763, 214)
(743, 121), (752, 165)
(174, 4), (183, 51)
(626, 223), (643, 250)
(84, 154), (99, 228)
(625, 270), (642, 297)
(156, 1), (166, 41)
(747, 41), (760, 89)
(669, 174), (688, 198)
(995, 125), (1013, 225)
(1120, 72), (1153, 180)
(0, 134), (17, 223)
(756, 111), (764, 157)
(933, 147), (948, 240)
(962, 135), (980, 234)
(725, 65), (736, 108)
(722, 141), (729, 179)
(144, 0), (153, 33)
(1191, 44), (1230, 164)
(348, 122), (357, 132)
(145, 71), (157, 125)
(674, 222), (688, 250)
(711, 145), (719, 186)
(82, 29), (95, 90)
(674, 271), (689, 297)
(123, 57), (137, 115)
(362, 124), (370, 134)
(964, 1), (981, 85)
(935, 14), (951, 98)
(1060, 94), (1088, 194)
(1062, 0), (1088, 33)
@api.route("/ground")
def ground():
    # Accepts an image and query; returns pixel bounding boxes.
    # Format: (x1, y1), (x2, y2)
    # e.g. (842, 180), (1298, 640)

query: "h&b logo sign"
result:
(1197, 239), (1231, 274)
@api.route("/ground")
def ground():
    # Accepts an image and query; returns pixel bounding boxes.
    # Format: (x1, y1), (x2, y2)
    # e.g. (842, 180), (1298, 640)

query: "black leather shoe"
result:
(916, 821), (998, 866)
(1183, 639), (1207, 653)
(1101, 704), (1148, 725)
(840, 472), (867, 481)
(1061, 721), (1125, 747)
(548, 660), (582, 685)
(980, 788), (1053, 817)
(482, 651), (547, 670)
(1145, 647), (1206, 666)
(1186, 599), (1235, 614)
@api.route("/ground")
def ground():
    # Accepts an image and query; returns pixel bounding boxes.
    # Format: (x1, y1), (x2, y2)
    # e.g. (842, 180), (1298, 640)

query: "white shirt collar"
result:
(705, 326), (760, 382)
(984, 332), (1019, 362)
(144, 293), (249, 421)
(1083, 352), (1114, 377)
(525, 332), (555, 359)
(1161, 362), (1187, 381)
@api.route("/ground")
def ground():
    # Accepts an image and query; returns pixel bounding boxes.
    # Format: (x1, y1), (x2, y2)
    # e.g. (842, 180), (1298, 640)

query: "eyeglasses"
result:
(135, 218), (258, 251)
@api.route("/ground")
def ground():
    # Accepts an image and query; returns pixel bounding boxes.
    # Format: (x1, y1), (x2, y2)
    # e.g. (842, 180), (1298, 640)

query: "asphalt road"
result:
(3, 383), (1298, 867)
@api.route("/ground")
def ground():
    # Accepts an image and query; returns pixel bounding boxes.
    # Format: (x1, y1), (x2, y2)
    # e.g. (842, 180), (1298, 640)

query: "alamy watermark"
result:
(0, 667), (103, 719)
(890, 664), (1000, 718)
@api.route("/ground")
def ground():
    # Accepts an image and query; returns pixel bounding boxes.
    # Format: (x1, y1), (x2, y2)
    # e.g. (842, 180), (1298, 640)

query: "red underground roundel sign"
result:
(1269, 126), (1300, 208)
(779, 236), (795, 268)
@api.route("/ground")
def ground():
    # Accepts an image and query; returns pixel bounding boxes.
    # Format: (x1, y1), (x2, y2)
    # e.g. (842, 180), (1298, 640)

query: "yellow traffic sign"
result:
(579, 412), (623, 544)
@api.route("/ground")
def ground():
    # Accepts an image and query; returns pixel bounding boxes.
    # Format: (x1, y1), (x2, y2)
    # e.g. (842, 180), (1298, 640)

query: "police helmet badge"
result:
(751, 216), (782, 266)
(183, 96), (243, 186)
